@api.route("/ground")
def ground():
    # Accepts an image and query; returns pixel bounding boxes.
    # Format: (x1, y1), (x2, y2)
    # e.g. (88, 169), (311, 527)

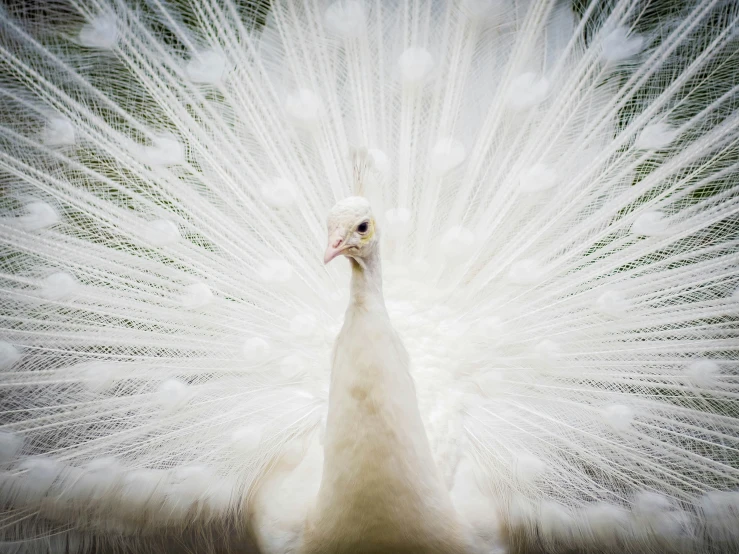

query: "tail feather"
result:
(0, 0), (738, 553)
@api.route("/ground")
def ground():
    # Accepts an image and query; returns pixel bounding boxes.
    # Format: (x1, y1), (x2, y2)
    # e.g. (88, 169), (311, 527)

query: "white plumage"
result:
(0, 0), (737, 553)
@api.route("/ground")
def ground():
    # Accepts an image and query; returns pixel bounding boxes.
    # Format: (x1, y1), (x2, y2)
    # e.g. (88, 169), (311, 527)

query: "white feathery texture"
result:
(0, 0), (737, 553)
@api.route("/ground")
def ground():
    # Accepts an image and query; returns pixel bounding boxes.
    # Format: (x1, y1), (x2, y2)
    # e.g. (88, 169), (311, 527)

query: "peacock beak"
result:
(324, 230), (347, 264)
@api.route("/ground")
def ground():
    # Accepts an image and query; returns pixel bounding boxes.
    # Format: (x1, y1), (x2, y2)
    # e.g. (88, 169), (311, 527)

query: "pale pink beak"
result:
(324, 230), (346, 264)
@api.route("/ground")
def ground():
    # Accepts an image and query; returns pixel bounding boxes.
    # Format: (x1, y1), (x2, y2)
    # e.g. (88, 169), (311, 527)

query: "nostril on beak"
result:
(324, 231), (346, 264)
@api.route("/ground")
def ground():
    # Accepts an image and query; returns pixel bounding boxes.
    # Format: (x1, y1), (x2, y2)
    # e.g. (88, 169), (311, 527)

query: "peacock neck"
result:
(348, 249), (384, 311)
(306, 244), (464, 552)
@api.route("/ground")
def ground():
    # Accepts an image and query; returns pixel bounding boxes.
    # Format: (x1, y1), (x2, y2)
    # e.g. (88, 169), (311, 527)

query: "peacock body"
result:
(0, 0), (737, 552)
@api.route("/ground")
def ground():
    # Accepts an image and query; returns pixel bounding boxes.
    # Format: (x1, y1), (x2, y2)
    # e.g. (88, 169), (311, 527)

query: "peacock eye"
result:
(357, 221), (369, 233)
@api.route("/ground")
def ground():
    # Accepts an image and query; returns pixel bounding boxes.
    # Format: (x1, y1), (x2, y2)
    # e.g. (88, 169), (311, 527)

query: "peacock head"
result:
(324, 196), (377, 264)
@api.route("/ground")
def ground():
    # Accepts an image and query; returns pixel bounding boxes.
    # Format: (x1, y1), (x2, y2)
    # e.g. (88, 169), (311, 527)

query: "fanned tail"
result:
(0, 1), (737, 553)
